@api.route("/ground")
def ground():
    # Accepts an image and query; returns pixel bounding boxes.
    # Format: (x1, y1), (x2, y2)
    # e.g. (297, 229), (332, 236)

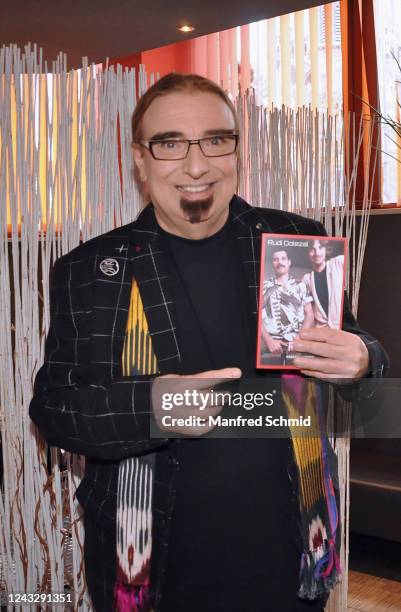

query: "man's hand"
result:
(292, 327), (370, 381)
(151, 367), (242, 436)
(262, 329), (286, 354)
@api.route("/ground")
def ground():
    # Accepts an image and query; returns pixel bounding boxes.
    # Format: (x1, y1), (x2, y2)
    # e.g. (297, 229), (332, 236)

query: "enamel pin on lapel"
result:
(100, 258), (120, 276)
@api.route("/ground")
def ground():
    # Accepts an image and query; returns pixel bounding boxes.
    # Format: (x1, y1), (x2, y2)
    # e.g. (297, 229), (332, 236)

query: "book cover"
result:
(256, 233), (348, 369)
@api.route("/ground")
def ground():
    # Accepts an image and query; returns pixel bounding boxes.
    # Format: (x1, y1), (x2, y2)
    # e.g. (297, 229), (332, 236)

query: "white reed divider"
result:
(24, 59), (41, 598)
(65, 453), (88, 609)
(0, 44), (146, 609)
(0, 47), (15, 595)
(352, 120), (378, 316)
(0, 48), (378, 611)
(116, 63), (144, 225)
(9, 46), (30, 596)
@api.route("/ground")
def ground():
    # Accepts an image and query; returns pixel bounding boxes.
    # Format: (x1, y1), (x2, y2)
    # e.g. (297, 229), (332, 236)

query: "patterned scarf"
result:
(282, 375), (341, 600)
(114, 281), (341, 610)
(115, 281), (157, 611)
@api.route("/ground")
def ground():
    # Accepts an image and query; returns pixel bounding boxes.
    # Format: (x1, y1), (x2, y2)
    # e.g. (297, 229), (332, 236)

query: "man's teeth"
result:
(177, 184), (211, 193)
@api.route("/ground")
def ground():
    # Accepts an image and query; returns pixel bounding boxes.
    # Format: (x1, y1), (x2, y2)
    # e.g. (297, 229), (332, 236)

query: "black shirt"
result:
(313, 267), (329, 317)
(160, 221), (323, 612)
(161, 220), (254, 374)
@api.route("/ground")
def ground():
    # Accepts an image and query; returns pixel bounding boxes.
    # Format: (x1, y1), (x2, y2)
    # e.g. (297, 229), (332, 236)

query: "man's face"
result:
(308, 241), (326, 268)
(272, 251), (291, 276)
(132, 91), (238, 237)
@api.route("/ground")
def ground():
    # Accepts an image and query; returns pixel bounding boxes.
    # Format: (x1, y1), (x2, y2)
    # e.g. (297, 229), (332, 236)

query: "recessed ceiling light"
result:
(177, 25), (195, 33)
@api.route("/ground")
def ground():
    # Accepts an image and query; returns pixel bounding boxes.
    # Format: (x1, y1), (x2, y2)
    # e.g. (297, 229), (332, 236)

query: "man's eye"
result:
(159, 140), (179, 149)
(208, 136), (225, 145)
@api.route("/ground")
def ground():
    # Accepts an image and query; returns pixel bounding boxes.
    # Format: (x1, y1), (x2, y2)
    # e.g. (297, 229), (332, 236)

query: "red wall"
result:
(110, 39), (192, 76)
(142, 40), (192, 75)
(109, 52), (141, 71)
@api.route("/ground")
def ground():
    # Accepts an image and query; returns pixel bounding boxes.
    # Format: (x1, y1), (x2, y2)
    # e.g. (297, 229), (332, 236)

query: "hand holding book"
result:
(292, 327), (370, 381)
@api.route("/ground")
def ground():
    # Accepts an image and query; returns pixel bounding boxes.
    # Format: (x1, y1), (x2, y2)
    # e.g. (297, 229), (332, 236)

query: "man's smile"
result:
(176, 182), (214, 193)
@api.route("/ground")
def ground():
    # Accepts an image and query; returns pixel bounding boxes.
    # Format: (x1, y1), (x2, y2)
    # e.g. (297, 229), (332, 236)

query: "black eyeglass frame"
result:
(136, 134), (239, 160)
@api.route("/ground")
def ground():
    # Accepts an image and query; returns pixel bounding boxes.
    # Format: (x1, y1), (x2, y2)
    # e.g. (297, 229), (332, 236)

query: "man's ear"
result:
(132, 143), (147, 182)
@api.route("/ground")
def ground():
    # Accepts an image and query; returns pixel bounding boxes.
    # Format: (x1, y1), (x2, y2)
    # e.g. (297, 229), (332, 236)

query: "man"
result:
(303, 239), (344, 329)
(261, 249), (314, 365)
(29, 73), (388, 612)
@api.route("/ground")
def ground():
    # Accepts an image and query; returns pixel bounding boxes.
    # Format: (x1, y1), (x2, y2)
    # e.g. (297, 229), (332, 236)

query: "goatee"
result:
(180, 196), (213, 224)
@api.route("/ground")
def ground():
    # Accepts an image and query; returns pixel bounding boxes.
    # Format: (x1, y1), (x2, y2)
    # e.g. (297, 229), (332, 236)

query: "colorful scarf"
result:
(114, 281), (341, 610)
(115, 281), (157, 611)
(282, 375), (341, 600)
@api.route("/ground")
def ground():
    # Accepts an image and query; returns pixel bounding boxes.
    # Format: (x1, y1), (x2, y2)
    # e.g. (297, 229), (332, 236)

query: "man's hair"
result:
(307, 239), (333, 258)
(131, 72), (239, 142)
(272, 249), (290, 260)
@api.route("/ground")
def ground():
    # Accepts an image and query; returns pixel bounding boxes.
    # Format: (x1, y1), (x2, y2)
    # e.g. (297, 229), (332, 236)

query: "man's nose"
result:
(182, 142), (210, 177)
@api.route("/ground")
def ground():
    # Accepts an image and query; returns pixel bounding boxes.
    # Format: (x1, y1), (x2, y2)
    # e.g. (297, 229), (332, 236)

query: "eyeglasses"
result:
(137, 134), (239, 160)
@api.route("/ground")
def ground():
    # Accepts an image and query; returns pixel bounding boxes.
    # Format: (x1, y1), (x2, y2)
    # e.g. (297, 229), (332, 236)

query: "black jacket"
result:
(29, 196), (389, 608)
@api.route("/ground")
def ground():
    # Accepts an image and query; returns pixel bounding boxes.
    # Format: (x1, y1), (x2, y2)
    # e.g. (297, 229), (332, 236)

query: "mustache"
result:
(180, 196), (213, 224)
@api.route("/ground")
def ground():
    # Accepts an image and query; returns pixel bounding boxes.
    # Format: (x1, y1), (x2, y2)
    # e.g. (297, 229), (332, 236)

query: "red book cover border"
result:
(256, 233), (348, 370)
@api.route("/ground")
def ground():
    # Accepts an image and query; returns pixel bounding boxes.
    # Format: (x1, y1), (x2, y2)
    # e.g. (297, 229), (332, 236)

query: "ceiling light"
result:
(177, 25), (195, 33)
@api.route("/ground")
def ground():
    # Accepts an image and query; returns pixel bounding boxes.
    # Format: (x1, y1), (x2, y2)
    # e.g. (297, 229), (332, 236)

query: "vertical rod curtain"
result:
(229, 28), (239, 97)
(207, 32), (220, 85)
(280, 14), (291, 107)
(324, 4), (334, 115)
(219, 30), (230, 91)
(192, 36), (207, 77)
(150, 5), (341, 114)
(309, 7), (320, 110)
(240, 24), (251, 92)
(266, 18), (277, 108)
(295, 12), (305, 108)
(340, 0), (381, 206)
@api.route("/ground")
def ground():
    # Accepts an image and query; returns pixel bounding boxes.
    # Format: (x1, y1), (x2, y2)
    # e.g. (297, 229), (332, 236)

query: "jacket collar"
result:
(128, 195), (274, 247)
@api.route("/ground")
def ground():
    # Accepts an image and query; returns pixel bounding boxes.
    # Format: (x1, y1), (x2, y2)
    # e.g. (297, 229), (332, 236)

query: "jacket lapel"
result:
(90, 204), (181, 380)
(91, 239), (137, 382)
(229, 197), (274, 325)
(128, 206), (181, 375)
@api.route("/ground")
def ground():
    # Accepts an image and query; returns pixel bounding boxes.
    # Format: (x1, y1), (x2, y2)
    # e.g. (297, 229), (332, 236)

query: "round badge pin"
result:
(100, 258), (120, 276)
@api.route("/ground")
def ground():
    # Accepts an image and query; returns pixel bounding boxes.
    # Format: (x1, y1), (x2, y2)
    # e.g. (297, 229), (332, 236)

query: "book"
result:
(256, 233), (348, 370)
